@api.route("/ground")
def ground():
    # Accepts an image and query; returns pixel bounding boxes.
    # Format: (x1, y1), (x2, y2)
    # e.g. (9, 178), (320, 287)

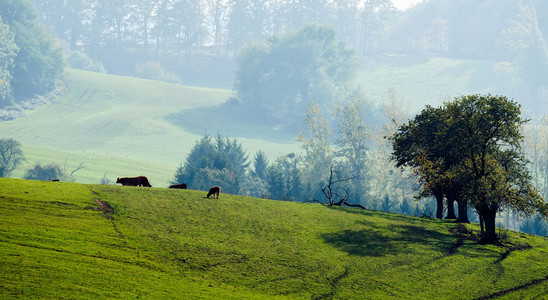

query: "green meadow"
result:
(0, 69), (300, 186)
(0, 57), (525, 186)
(1, 178), (546, 299)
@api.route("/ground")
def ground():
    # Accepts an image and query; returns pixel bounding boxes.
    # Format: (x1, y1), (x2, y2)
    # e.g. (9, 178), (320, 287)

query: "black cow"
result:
(116, 176), (152, 187)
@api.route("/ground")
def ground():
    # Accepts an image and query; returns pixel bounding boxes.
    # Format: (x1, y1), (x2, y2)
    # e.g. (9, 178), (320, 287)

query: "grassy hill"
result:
(0, 69), (300, 186)
(358, 56), (539, 116)
(0, 57), (542, 186)
(1, 178), (547, 299)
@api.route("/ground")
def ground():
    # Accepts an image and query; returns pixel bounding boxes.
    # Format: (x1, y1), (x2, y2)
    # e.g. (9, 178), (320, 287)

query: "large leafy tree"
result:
(297, 102), (334, 201)
(392, 94), (546, 243)
(333, 96), (371, 206)
(0, 0), (64, 101)
(234, 23), (358, 122)
(445, 95), (545, 242)
(391, 105), (455, 220)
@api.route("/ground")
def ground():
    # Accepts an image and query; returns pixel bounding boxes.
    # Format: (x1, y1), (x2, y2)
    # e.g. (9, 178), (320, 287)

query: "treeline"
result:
(31, 0), (400, 76)
(29, 0), (548, 89)
(173, 94), (416, 212)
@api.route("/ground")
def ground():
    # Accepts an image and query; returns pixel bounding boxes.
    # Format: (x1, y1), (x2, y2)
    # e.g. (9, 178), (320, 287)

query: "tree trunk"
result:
(482, 209), (498, 243)
(457, 199), (470, 223)
(445, 195), (457, 219)
(435, 191), (444, 219)
(479, 212), (484, 237)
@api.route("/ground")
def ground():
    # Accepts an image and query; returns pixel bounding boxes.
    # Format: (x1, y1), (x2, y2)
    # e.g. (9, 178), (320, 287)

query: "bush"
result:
(67, 51), (106, 73)
(24, 163), (66, 181)
(23, 162), (84, 182)
(135, 62), (181, 84)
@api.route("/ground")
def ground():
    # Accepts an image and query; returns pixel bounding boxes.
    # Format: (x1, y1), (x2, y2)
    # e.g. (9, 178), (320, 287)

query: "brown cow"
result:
(169, 183), (188, 189)
(116, 176), (152, 187)
(206, 186), (221, 199)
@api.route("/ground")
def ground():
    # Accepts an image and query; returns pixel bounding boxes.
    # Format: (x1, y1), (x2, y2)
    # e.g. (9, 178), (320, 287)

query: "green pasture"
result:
(11, 145), (176, 187)
(0, 69), (300, 186)
(0, 57), (536, 187)
(1, 178), (546, 299)
(358, 57), (526, 114)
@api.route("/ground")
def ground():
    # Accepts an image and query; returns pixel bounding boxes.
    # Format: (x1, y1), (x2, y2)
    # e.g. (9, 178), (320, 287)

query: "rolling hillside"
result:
(0, 69), (300, 186)
(0, 55), (542, 187)
(1, 178), (547, 299)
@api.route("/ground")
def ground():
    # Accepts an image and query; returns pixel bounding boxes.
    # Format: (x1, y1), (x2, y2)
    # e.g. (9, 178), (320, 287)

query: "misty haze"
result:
(0, 0), (547, 298)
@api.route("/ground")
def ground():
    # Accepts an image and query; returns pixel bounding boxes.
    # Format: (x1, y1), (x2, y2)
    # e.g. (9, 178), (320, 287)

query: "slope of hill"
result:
(0, 69), (300, 186)
(0, 55), (543, 187)
(358, 56), (541, 117)
(1, 178), (546, 299)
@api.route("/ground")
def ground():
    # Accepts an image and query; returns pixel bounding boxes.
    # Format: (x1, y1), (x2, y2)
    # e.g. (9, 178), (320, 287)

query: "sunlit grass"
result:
(1, 178), (546, 299)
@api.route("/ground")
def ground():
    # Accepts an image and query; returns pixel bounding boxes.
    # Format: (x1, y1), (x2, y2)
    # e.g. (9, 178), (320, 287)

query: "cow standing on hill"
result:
(169, 183), (188, 189)
(207, 186), (221, 199)
(116, 176), (152, 187)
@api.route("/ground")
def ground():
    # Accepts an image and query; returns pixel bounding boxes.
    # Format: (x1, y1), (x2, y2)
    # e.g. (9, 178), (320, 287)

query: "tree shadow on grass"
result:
(321, 222), (454, 257)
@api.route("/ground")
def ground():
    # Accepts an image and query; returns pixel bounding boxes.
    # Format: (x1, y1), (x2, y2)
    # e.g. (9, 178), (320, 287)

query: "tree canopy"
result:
(392, 94), (547, 243)
(0, 0), (64, 105)
(234, 23), (358, 122)
(173, 134), (249, 195)
(0, 138), (25, 177)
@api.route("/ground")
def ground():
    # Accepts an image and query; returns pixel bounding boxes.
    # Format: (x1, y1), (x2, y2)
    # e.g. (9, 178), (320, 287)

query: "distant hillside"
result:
(0, 69), (300, 186)
(358, 56), (544, 117)
(0, 56), (544, 187)
(1, 178), (547, 299)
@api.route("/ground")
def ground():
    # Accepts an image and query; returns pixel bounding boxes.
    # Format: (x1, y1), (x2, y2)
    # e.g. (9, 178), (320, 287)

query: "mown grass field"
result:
(1, 178), (546, 299)
(0, 69), (300, 186)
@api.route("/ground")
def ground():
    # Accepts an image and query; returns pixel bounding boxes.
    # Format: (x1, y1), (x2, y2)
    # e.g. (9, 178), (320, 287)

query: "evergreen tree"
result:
(173, 134), (249, 195)
(252, 151), (268, 180)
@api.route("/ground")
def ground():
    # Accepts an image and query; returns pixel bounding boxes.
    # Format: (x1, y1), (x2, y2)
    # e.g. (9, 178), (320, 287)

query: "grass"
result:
(0, 69), (300, 186)
(1, 178), (547, 299)
(358, 56), (530, 114)
(0, 57), (539, 186)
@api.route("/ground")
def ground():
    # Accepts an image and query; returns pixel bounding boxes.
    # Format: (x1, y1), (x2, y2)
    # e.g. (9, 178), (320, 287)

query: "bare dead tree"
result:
(69, 162), (85, 177)
(312, 165), (366, 209)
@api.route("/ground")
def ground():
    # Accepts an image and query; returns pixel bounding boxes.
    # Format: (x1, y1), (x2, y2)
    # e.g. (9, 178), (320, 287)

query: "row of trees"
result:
(171, 94), (548, 242)
(391, 94), (547, 242)
(173, 94), (417, 212)
(31, 0), (398, 73)
(0, 0), (64, 106)
(2, 93), (547, 241)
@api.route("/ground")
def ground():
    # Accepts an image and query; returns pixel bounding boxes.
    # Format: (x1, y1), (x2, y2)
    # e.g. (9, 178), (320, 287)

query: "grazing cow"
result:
(207, 186), (221, 199)
(116, 176), (152, 187)
(169, 183), (188, 189)
(51, 179), (60, 182)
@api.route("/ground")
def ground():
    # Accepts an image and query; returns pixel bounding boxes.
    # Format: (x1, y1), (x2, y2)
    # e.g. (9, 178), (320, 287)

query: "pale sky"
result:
(391, 0), (424, 10)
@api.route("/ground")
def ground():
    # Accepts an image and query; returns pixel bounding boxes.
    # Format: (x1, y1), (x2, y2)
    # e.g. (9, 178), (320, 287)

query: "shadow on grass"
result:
(321, 222), (454, 257)
(165, 100), (298, 142)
